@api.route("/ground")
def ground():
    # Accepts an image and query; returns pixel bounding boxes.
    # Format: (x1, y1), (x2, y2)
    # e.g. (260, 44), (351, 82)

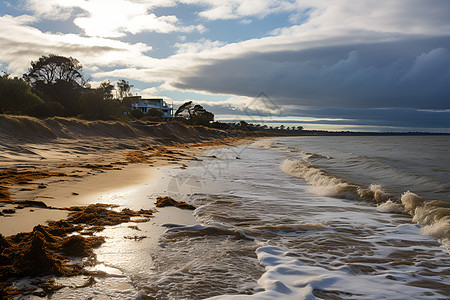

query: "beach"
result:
(0, 115), (262, 298)
(1, 116), (450, 299)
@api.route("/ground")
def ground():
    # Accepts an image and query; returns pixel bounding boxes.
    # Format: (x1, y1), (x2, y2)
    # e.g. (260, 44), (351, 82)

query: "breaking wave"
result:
(401, 191), (450, 246)
(280, 158), (392, 202)
(280, 157), (450, 249)
(376, 200), (405, 214)
(251, 140), (276, 149)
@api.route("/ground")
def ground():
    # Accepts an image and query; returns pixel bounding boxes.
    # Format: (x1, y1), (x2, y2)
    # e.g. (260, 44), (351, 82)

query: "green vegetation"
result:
(0, 72), (44, 115)
(23, 55), (86, 117)
(1, 55), (134, 120)
(174, 101), (214, 126)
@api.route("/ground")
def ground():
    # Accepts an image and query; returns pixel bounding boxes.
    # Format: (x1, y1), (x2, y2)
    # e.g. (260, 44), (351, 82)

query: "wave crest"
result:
(401, 192), (450, 243)
(252, 140), (275, 149)
(376, 200), (405, 214)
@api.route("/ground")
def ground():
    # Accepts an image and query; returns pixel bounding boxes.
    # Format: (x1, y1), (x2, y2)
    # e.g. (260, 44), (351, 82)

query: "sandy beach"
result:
(0, 115), (261, 298)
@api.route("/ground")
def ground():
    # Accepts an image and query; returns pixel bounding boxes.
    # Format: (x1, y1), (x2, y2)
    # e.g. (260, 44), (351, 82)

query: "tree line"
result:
(0, 54), (136, 120)
(1, 54), (305, 133)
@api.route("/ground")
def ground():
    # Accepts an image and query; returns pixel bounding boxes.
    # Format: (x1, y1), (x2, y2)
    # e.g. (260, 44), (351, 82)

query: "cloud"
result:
(183, 0), (292, 20)
(177, 97), (450, 130)
(84, 1), (450, 121)
(0, 14), (157, 74)
(24, 0), (202, 37)
(174, 39), (226, 54)
(22, 0), (77, 21)
(167, 37), (450, 110)
(136, 86), (160, 98)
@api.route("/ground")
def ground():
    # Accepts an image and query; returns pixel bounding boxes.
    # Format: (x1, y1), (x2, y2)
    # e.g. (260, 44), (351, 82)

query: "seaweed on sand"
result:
(0, 169), (69, 203)
(0, 204), (154, 298)
(67, 203), (147, 226)
(0, 169), (67, 187)
(57, 163), (122, 170)
(0, 186), (11, 201)
(155, 196), (196, 210)
(0, 225), (100, 279)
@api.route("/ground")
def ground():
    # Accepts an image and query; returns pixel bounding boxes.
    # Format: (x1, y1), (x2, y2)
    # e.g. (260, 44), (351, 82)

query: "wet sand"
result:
(0, 115), (270, 297)
(0, 117), (262, 297)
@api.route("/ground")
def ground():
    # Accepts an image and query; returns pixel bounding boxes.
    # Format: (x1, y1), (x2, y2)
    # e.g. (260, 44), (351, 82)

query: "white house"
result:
(130, 97), (173, 119)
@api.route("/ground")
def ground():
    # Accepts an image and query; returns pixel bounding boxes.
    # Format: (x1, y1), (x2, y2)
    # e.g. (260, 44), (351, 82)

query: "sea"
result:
(38, 136), (450, 299)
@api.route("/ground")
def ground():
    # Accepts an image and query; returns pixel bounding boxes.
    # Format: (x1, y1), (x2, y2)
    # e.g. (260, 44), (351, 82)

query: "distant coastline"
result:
(293, 130), (450, 136)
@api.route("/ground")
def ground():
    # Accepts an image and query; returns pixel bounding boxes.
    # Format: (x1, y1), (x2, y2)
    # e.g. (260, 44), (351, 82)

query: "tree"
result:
(23, 54), (86, 87)
(117, 79), (133, 100)
(78, 82), (123, 120)
(78, 88), (122, 120)
(1, 71), (10, 78)
(175, 101), (214, 126)
(23, 54), (87, 116)
(0, 74), (44, 114)
(99, 80), (114, 100)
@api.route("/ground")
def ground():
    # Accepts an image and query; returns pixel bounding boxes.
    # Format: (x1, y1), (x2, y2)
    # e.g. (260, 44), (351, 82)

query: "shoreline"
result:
(0, 129), (262, 298)
(1, 136), (258, 234)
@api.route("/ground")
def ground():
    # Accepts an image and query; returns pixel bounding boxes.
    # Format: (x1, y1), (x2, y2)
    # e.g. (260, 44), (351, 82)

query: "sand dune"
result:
(0, 115), (264, 168)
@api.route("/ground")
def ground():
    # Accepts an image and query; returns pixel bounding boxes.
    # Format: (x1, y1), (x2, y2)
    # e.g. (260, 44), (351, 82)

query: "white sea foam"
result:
(377, 200), (405, 214)
(369, 184), (386, 202)
(281, 152), (450, 252)
(251, 140), (275, 149)
(280, 158), (356, 198)
(209, 245), (441, 299)
(401, 191), (424, 213)
(399, 191), (450, 248)
(421, 222), (450, 240)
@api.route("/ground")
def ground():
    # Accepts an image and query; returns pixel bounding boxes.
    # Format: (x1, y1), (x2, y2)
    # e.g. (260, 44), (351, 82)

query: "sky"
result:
(1, 0), (449, 132)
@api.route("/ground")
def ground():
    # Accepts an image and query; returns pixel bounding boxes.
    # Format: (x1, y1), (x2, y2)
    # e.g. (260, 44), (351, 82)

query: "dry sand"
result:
(0, 115), (261, 237)
(0, 115), (269, 298)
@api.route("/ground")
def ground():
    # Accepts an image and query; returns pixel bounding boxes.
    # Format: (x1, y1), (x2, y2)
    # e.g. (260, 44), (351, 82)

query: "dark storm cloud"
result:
(173, 36), (450, 110)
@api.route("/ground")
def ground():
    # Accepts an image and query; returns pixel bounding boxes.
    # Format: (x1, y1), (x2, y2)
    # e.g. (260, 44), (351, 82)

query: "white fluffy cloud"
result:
(0, 14), (157, 74)
(192, 0), (291, 20)
(24, 0), (202, 37)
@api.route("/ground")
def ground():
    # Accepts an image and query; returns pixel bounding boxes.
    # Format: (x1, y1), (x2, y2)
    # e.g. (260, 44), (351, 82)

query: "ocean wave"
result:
(209, 245), (443, 299)
(252, 224), (326, 231)
(251, 140), (276, 149)
(280, 157), (450, 249)
(401, 191), (450, 245)
(280, 158), (390, 202)
(280, 146), (449, 234)
(376, 200), (405, 214)
(307, 153), (332, 160)
(162, 223), (255, 240)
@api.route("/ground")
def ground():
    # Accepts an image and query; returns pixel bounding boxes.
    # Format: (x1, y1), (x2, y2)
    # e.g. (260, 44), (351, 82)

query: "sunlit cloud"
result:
(24, 0), (203, 37)
(0, 14), (156, 74)
(191, 0), (293, 20)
